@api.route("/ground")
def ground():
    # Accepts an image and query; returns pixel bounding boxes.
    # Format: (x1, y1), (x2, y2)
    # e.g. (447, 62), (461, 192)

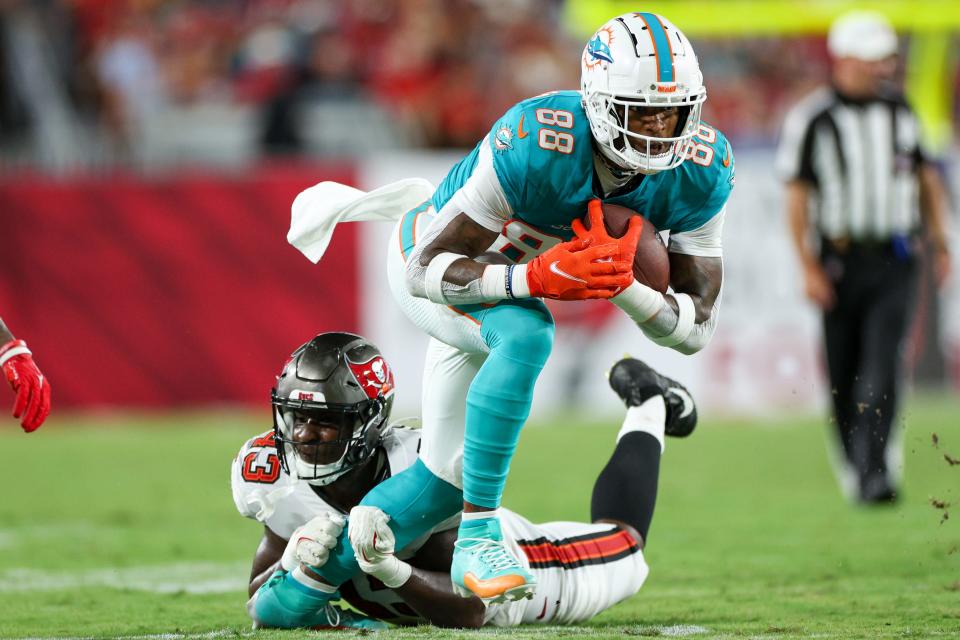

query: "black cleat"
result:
(608, 357), (698, 437)
(858, 472), (898, 505)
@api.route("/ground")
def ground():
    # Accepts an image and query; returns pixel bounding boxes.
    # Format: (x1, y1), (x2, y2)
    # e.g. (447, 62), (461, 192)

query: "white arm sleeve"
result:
(613, 272), (723, 355)
(667, 208), (725, 257)
(404, 136), (528, 303)
(650, 285), (722, 355)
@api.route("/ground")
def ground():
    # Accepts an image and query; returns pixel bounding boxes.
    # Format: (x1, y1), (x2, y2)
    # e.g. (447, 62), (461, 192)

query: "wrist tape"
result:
(651, 293), (696, 347)
(611, 282), (665, 323)
(0, 340), (30, 367)
(424, 252), (467, 304)
(368, 557), (412, 589)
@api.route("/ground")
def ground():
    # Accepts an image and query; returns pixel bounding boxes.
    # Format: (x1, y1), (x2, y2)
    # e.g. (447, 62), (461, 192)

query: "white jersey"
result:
(231, 422), (456, 541)
(232, 423), (415, 537)
(232, 425), (647, 627)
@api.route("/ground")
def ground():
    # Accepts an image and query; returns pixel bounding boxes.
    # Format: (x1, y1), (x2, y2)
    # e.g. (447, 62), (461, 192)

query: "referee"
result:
(776, 11), (952, 504)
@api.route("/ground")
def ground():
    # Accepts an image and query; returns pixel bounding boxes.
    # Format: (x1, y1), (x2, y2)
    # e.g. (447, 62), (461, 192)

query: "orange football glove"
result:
(572, 199), (645, 266)
(526, 236), (633, 300)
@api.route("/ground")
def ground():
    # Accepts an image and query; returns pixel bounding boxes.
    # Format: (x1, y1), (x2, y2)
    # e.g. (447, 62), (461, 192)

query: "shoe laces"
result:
(323, 604), (342, 627)
(325, 604), (374, 627)
(455, 537), (523, 573)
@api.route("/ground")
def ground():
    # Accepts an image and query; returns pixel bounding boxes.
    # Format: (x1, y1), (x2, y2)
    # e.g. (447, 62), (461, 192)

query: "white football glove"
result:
(348, 506), (411, 588)
(280, 512), (345, 572)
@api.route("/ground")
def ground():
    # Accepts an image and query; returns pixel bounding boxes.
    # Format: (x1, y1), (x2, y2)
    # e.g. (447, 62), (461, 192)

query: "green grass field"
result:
(1, 398), (958, 639)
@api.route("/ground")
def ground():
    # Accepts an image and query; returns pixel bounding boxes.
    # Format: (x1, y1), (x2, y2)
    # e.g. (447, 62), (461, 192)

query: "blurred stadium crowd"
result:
(0, 0), (846, 170)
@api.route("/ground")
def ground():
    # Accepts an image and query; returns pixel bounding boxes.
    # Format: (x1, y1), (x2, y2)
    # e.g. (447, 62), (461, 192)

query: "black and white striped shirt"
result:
(776, 86), (926, 241)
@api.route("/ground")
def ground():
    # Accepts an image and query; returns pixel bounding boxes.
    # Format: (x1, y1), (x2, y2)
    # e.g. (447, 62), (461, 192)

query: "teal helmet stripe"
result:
(636, 12), (675, 82)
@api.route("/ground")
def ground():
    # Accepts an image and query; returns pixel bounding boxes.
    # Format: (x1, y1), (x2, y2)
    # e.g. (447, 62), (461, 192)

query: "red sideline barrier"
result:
(0, 165), (359, 408)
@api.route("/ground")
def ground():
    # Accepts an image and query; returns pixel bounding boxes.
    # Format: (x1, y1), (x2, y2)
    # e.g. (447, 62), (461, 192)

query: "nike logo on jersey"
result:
(549, 261), (586, 284)
(721, 142), (731, 168)
(517, 114), (529, 139)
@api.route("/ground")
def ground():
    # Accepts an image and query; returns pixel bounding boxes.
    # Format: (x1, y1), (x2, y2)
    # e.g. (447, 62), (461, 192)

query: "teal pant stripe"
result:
(400, 200), (432, 259)
(637, 12), (674, 82)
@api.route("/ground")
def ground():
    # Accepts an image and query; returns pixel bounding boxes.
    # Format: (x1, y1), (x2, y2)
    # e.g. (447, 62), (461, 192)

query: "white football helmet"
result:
(581, 13), (706, 174)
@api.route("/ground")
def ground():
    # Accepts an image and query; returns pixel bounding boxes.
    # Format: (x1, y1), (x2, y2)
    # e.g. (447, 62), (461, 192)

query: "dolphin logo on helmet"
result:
(587, 34), (614, 63)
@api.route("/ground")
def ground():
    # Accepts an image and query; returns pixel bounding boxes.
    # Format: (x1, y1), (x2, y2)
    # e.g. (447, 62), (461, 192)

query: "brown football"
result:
(582, 202), (670, 294)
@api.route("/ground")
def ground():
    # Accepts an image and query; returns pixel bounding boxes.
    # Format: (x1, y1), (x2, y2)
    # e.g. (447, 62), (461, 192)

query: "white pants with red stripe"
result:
(484, 509), (649, 627)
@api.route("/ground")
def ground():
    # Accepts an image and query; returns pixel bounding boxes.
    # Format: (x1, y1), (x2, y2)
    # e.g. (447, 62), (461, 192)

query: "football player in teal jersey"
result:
(251, 13), (732, 626)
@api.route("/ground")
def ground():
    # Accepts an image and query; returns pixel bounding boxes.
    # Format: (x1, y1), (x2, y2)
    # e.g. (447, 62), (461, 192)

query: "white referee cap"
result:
(828, 10), (898, 61)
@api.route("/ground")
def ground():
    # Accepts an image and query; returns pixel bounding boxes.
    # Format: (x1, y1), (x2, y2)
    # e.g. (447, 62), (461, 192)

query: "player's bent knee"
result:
(359, 459), (462, 548)
(481, 301), (555, 366)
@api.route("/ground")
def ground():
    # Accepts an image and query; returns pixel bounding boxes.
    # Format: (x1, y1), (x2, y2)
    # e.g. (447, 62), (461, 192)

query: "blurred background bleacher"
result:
(0, 0), (957, 418)
(0, 0), (844, 170)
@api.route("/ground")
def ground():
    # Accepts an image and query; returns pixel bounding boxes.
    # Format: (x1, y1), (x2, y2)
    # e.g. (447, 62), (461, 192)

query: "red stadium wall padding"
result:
(0, 165), (359, 408)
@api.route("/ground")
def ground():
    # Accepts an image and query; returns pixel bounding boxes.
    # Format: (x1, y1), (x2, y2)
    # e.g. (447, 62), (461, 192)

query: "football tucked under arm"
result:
(613, 252), (723, 355)
(581, 200), (717, 354)
(406, 208), (633, 305)
(404, 139), (633, 305)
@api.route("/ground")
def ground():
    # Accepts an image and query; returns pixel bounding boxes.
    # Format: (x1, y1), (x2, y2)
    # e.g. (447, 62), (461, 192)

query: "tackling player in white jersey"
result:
(235, 332), (697, 629)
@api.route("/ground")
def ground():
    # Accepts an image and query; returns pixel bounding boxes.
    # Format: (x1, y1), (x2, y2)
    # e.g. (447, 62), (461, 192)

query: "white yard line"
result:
(0, 563), (248, 594)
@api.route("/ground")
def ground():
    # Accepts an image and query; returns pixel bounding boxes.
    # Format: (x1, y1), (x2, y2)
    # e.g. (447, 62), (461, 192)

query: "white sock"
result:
(616, 395), (666, 453)
(461, 509), (500, 522)
(291, 566), (338, 594)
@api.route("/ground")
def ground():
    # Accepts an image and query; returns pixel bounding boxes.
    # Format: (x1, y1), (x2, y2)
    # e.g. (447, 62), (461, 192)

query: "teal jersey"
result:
(433, 91), (734, 241)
